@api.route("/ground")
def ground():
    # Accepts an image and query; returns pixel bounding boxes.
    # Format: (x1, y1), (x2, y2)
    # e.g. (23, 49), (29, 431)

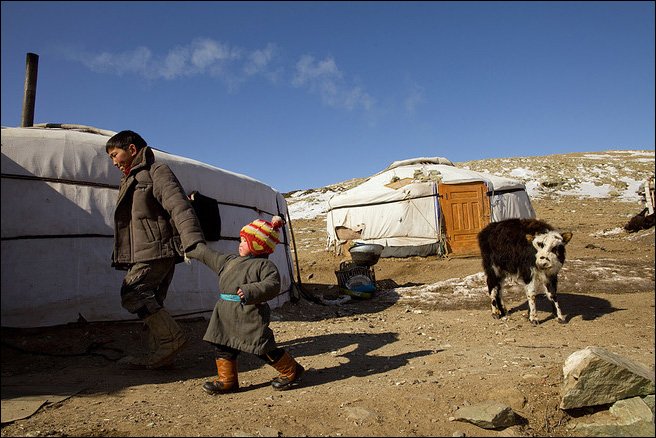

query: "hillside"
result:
(286, 149), (655, 221)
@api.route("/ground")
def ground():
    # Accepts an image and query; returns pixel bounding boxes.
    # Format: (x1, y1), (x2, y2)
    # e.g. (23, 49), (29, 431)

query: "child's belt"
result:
(219, 293), (242, 302)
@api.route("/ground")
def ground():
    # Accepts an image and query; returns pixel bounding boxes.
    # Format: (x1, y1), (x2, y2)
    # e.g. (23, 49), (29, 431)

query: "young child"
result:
(106, 130), (206, 369)
(188, 216), (305, 394)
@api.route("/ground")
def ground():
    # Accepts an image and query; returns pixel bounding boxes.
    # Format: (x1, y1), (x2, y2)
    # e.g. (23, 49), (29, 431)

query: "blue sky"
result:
(2, 1), (654, 193)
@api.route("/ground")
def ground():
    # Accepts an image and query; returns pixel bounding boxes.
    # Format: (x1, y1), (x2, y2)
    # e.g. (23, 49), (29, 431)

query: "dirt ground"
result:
(1, 197), (654, 437)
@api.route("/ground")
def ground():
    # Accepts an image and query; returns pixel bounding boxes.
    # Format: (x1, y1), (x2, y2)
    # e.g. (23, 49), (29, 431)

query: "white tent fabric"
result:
(1, 125), (293, 328)
(326, 157), (535, 256)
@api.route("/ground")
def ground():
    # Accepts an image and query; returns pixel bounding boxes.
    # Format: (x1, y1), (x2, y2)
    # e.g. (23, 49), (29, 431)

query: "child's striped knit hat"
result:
(240, 216), (284, 256)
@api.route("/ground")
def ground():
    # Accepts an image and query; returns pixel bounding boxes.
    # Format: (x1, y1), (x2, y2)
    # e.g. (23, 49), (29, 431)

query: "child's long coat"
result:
(199, 251), (281, 355)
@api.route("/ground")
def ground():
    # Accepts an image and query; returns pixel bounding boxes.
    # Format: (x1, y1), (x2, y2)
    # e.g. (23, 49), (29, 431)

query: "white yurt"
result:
(1, 124), (296, 328)
(326, 157), (535, 258)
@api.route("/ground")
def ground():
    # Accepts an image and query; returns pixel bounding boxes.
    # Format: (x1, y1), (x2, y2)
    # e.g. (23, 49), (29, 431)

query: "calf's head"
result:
(527, 230), (573, 272)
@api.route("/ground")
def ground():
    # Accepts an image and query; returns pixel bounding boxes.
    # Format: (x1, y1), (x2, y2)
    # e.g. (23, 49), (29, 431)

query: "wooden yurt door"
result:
(438, 182), (490, 257)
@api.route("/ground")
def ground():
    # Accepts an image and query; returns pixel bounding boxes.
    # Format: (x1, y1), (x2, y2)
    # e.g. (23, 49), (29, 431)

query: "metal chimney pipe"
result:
(21, 52), (39, 127)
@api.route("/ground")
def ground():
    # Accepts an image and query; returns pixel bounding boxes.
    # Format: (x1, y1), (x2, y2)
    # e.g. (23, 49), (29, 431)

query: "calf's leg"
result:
(486, 271), (507, 319)
(525, 279), (540, 326)
(546, 277), (566, 323)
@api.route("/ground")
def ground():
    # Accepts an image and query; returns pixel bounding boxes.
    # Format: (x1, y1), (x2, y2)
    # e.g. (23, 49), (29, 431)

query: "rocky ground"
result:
(1, 152), (655, 437)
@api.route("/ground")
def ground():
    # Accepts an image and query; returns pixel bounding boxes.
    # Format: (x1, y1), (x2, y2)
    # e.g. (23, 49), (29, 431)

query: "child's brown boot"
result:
(270, 351), (304, 390)
(202, 358), (239, 395)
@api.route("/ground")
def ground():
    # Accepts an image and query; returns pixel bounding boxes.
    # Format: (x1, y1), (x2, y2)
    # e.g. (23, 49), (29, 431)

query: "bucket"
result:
(349, 243), (384, 266)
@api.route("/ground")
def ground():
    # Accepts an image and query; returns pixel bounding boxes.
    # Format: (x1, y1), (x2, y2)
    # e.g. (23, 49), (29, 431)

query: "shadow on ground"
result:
(507, 292), (622, 324)
(1, 315), (435, 398)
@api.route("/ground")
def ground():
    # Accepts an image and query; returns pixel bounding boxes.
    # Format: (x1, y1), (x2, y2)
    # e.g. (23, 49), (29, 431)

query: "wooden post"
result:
(21, 52), (39, 127)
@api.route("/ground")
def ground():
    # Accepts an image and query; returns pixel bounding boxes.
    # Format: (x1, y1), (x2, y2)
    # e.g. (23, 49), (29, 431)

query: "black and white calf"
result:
(477, 219), (573, 325)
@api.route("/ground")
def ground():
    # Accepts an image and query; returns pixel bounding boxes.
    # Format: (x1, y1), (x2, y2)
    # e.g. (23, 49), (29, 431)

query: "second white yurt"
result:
(326, 157), (535, 258)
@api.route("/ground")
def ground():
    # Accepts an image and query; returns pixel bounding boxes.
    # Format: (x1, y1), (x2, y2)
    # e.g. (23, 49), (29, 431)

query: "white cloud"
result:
(292, 55), (341, 85)
(404, 83), (425, 113)
(190, 38), (236, 69)
(83, 46), (152, 76)
(292, 55), (374, 111)
(66, 40), (373, 110)
(244, 43), (277, 76)
(160, 46), (190, 79)
(68, 38), (271, 85)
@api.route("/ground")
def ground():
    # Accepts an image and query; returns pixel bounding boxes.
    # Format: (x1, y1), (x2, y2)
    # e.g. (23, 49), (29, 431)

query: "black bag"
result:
(189, 191), (221, 241)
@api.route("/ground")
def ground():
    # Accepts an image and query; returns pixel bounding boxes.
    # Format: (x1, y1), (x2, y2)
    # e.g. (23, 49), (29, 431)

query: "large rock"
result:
(569, 396), (655, 437)
(572, 420), (655, 437)
(560, 346), (655, 410)
(452, 400), (521, 429)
